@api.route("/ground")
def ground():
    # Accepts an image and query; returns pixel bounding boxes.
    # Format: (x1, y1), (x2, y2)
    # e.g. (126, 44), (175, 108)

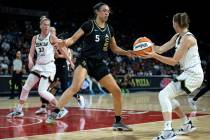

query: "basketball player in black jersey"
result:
(188, 56), (210, 110)
(35, 27), (85, 119)
(46, 2), (136, 131)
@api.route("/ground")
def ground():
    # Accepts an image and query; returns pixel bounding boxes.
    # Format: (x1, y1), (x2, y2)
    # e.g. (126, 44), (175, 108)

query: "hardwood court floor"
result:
(0, 92), (209, 140)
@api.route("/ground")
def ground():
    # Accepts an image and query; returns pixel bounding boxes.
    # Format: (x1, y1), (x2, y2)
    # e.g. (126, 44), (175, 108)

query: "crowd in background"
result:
(0, 19), (207, 77)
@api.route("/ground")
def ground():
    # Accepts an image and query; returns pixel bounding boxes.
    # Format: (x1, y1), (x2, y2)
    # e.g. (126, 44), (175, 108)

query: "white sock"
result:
(17, 104), (23, 112)
(164, 121), (172, 130)
(182, 116), (190, 124)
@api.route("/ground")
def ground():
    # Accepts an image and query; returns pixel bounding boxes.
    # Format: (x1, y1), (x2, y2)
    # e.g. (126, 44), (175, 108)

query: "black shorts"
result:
(75, 57), (110, 81)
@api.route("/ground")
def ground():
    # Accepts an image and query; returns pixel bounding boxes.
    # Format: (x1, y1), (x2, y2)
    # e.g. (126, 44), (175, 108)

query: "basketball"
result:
(133, 37), (153, 56)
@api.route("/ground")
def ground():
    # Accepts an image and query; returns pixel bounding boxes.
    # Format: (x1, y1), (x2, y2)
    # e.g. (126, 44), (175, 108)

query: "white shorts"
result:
(160, 64), (204, 100)
(176, 64), (204, 93)
(31, 61), (56, 81)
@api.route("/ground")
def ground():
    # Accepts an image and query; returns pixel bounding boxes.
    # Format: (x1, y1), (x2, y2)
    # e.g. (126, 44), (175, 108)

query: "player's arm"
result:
(58, 47), (75, 69)
(28, 36), (36, 69)
(63, 29), (84, 47)
(154, 34), (178, 54)
(110, 36), (136, 57)
(145, 35), (195, 66)
(110, 37), (128, 56)
(50, 35), (75, 69)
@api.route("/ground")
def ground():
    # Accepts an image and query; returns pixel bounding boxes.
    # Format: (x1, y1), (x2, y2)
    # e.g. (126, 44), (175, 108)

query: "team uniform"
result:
(188, 55), (210, 110)
(36, 48), (85, 116)
(46, 20), (132, 131)
(75, 20), (113, 81)
(7, 33), (57, 117)
(31, 33), (56, 80)
(154, 32), (204, 140)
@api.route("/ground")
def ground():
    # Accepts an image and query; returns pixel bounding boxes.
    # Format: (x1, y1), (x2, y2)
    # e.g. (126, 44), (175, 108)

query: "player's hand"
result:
(142, 50), (156, 59)
(28, 60), (34, 70)
(126, 50), (138, 58)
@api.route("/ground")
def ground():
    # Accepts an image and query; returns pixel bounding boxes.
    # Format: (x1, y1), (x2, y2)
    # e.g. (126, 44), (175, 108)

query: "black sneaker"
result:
(112, 121), (133, 131)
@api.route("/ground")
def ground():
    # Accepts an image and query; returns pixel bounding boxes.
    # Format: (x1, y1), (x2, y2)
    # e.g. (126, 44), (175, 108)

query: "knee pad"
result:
(159, 89), (172, 112)
(20, 87), (30, 101)
(38, 77), (55, 102)
(171, 99), (180, 110)
(38, 90), (55, 102)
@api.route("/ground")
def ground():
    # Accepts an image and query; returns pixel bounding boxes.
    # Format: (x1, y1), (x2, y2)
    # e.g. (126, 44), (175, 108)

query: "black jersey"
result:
(55, 50), (66, 65)
(80, 20), (114, 60)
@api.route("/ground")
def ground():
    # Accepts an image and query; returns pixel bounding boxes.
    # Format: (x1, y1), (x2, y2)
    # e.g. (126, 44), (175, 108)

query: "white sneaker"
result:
(7, 108), (24, 118)
(35, 107), (47, 114)
(152, 129), (176, 140)
(56, 108), (68, 120)
(188, 98), (197, 110)
(75, 95), (85, 109)
(176, 120), (196, 135)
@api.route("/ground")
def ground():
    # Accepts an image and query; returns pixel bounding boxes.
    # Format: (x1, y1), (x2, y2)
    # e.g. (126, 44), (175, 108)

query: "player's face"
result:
(40, 20), (50, 33)
(97, 5), (110, 22)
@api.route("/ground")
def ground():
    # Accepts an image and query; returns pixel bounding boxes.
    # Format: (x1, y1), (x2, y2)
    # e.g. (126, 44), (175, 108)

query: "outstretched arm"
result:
(144, 35), (195, 66)
(57, 28), (85, 48)
(51, 35), (75, 69)
(110, 36), (136, 57)
(154, 34), (178, 54)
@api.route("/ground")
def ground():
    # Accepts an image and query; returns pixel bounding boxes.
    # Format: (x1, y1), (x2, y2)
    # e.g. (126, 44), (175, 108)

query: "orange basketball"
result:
(133, 37), (153, 56)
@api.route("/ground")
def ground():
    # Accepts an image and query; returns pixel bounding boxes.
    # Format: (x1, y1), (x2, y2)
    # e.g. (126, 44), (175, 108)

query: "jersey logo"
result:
(103, 34), (110, 51)
(36, 42), (48, 47)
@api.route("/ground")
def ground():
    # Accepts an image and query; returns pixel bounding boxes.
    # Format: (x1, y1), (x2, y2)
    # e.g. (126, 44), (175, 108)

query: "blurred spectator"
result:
(10, 51), (23, 99)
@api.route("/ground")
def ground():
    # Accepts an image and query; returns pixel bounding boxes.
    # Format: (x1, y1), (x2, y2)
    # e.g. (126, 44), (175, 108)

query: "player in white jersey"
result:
(143, 12), (204, 140)
(35, 27), (85, 119)
(7, 16), (62, 118)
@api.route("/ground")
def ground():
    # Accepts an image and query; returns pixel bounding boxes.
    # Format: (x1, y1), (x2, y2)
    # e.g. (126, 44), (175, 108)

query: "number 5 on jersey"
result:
(95, 35), (100, 42)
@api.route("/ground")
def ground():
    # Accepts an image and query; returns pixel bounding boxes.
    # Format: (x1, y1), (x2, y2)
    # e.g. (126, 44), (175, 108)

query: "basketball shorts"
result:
(31, 61), (56, 82)
(75, 57), (110, 81)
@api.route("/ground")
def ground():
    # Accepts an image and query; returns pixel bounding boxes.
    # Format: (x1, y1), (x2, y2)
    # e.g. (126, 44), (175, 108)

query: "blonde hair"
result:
(40, 16), (50, 24)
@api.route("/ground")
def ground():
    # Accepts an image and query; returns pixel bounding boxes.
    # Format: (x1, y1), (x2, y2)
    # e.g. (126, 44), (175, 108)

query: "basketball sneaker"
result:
(46, 112), (58, 124)
(7, 108), (24, 118)
(56, 108), (68, 119)
(176, 120), (196, 135)
(152, 129), (176, 140)
(75, 95), (85, 109)
(112, 121), (133, 131)
(188, 98), (197, 110)
(35, 107), (47, 114)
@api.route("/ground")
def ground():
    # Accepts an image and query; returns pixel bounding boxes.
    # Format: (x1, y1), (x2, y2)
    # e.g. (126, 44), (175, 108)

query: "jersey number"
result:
(95, 35), (100, 42)
(38, 47), (44, 53)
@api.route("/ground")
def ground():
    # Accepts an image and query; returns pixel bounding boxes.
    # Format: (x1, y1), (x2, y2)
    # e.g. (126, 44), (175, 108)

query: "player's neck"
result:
(40, 31), (49, 38)
(179, 28), (188, 36)
(95, 18), (106, 28)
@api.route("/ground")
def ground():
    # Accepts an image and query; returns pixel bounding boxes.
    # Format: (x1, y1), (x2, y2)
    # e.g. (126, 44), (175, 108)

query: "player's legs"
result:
(153, 81), (184, 140)
(46, 65), (87, 123)
(171, 99), (196, 134)
(36, 79), (60, 114)
(57, 66), (87, 108)
(188, 84), (210, 111)
(38, 76), (57, 107)
(7, 73), (40, 117)
(99, 74), (122, 116)
(99, 74), (132, 131)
